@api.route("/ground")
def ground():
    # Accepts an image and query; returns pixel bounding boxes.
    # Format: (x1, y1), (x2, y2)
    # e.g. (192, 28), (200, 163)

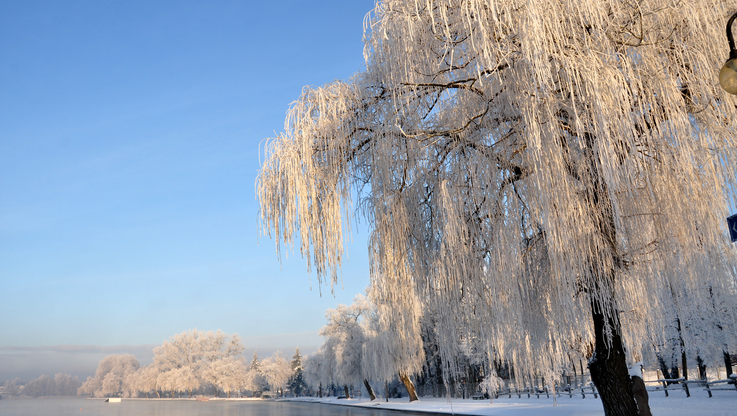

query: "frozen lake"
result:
(0, 397), (440, 416)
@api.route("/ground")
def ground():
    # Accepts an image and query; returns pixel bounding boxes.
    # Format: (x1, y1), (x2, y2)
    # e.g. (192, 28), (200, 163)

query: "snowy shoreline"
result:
(280, 393), (737, 416)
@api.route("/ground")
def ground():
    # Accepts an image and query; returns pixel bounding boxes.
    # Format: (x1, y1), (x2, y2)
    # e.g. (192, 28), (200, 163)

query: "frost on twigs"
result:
(258, 81), (364, 293)
(258, 0), (737, 385)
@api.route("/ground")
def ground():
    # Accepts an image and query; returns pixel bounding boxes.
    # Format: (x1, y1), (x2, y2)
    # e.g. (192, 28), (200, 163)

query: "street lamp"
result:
(720, 12), (737, 244)
(719, 12), (737, 94)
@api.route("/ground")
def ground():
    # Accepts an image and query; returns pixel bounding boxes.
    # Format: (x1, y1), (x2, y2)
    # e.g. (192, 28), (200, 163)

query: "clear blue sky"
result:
(0, 0), (375, 378)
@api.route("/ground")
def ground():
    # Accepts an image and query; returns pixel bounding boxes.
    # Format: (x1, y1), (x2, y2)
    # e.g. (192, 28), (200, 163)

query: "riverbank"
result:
(283, 392), (736, 416)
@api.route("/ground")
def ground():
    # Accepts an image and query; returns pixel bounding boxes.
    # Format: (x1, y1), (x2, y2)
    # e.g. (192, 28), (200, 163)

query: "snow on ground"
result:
(285, 390), (736, 416)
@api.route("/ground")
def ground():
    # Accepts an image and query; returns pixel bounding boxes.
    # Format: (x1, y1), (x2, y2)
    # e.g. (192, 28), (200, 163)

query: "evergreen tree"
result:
(250, 351), (260, 372)
(288, 348), (308, 396)
(291, 348), (303, 372)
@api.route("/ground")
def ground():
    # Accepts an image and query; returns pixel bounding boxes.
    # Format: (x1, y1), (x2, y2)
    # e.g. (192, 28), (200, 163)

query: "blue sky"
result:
(0, 0), (375, 379)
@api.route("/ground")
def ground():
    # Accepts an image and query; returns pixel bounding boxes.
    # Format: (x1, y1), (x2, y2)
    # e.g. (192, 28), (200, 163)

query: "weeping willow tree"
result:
(258, 1), (737, 414)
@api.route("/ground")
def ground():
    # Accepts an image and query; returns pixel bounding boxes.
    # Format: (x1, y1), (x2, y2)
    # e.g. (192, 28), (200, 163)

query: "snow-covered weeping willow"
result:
(258, 0), (737, 386)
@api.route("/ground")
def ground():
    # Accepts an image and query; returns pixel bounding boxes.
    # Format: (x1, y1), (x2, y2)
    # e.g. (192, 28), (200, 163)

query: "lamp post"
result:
(722, 12), (737, 244)
(719, 12), (737, 94)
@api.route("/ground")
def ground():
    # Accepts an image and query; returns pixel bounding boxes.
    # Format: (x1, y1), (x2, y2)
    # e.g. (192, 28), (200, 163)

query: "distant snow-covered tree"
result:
(122, 368), (140, 398)
(203, 357), (248, 398)
(156, 369), (178, 398)
(361, 292), (424, 402)
(20, 375), (55, 398)
(153, 329), (202, 372)
(303, 350), (326, 396)
(200, 331), (244, 363)
(174, 365), (201, 398)
(288, 348), (308, 396)
(2, 378), (21, 397)
(249, 351), (260, 372)
(78, 354), (139, 398)
(54, 373), (82, 396)
(18, 373), (80, 397)
(151, 328), (244, 396)
(133, 365), (160, 398)
(245, 351), (268, 393)
(320, 294), (380, 400)
(260, 352), (292, 396)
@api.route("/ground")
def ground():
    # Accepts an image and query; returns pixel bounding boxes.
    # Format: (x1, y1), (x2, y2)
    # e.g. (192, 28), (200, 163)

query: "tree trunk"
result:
(630, 376), (652, 416)
(399, 372), (419, 402)
(189, 389), (192, 398)
(577, 131), (650, 415)
(344, 385), (350, 399)
(724, 351), (734, 378)
(678, 317), (688, 382)
(579, 359), (585, 386)
(364, 379), (376, 400)
(677, 318), (690, 397)
(697, 356), (707, 380)
(385, 381), (389, 402)
(657, 355), (671, 383)
(588, 297), (641, 416)
(681, 351), (689, 381)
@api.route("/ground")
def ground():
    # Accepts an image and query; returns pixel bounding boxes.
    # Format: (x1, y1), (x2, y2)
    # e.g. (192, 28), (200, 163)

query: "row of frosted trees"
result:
(303, 293), (469, 401)
(304, 290), (737, 404)
(302, 294), (414, 401)
(2, 374), (81, 397)
(78, 329), (305, 398)
(303, 292), (502, 401)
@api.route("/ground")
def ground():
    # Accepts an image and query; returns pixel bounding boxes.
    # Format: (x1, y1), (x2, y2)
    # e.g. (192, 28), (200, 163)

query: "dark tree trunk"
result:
(399, 372), (419, 402)
(724, 351), (734, 378)
(677, 318), (688, 382)
(676, 318), (690, 397)
(364, 379), (376, 400)
(657, 355), (671, 382)
(630, 376), (652, 416)
(385, 381), (389, 402)
(696, 356), (707, 380)
(344, 385), (350, 399)
(573, 129), (650, 415)
(681, 351), (688, 380)
(588, 297), (641, 416)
